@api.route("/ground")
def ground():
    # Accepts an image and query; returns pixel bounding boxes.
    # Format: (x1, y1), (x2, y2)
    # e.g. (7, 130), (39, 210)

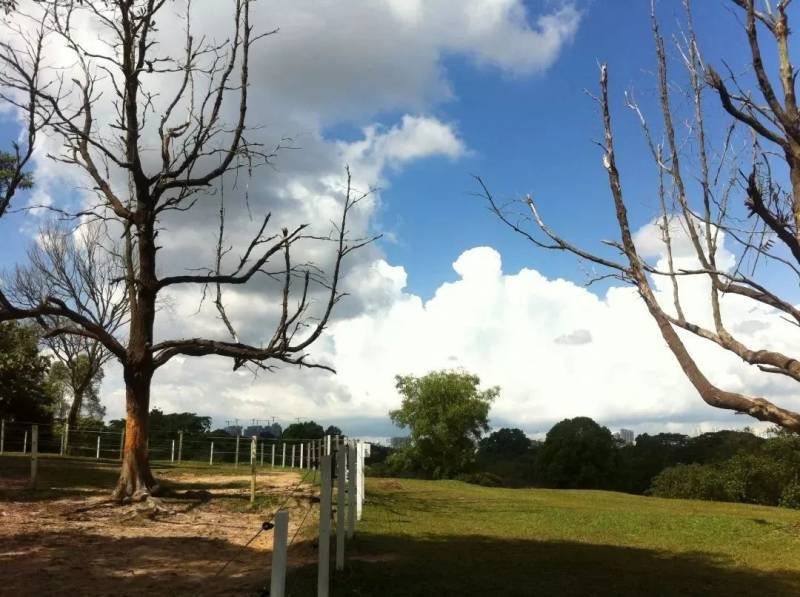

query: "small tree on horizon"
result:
(390, 370), (498, 479)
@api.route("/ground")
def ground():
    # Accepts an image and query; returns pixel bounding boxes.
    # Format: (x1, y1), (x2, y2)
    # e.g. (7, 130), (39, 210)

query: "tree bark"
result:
(113, 369), (159, 501)
(66, 386), (83, 431)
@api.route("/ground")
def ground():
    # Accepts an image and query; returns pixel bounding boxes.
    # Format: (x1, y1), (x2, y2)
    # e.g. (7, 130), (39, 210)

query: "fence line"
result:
(1, 420), (370, 595)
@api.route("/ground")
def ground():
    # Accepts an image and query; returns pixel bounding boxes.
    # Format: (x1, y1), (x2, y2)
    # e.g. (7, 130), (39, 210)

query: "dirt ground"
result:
(0, 459), (319, 596)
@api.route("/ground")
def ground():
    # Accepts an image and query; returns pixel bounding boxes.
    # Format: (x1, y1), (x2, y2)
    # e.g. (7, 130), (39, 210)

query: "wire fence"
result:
(0, 418), (329, 468)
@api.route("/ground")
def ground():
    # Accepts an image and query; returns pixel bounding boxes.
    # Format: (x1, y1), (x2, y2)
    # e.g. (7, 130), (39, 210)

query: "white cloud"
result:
(108, 225), (800, 439)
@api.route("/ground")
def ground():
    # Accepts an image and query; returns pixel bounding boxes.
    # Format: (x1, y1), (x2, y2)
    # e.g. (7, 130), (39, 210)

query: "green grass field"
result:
(289, 477), (800, 597)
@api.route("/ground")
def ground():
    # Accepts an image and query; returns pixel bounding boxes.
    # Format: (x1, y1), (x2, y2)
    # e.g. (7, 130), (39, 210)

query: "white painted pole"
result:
(347, 442), (356, 539)
(235, 434), (240, 467)
(336, 438), (346, 570)
(210, 442), (215, 465)
(271, 443), (276, 467)
(325, 434), (331, 456)
(96, 434), (101, 459)
(30, 425), (38, 489)
(23, 430), (27, 454)
(171, 439), (175, 462)
(0, 419), (5, 454)
(178, 431), (184, 463)
(282, 442), (286, 467)
(250, 436), (257, 504)
(357, 441), (365, 521)
(300, 442), (304, 469)
(270, 509), (289, 597)
(291, 444), (296, 468)
(317, 454), (332, 597)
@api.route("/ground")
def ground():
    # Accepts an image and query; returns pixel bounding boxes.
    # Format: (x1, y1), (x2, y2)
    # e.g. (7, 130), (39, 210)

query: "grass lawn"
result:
(290, 477), (800, 597)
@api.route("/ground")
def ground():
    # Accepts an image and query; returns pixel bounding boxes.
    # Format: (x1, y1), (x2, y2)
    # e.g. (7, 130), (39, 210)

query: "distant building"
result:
(390, 436), (410, 449)
(615, 428), (635, 446)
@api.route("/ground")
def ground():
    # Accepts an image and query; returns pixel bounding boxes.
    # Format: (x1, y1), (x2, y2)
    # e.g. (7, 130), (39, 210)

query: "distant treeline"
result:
(369, 417), (800, 510)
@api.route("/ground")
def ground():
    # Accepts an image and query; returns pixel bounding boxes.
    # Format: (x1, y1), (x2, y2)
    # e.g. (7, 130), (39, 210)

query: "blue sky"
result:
(1, 0), (797, 438)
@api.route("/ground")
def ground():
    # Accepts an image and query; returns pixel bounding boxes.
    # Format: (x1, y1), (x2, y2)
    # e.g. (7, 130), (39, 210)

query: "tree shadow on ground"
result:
(288, 532), (800, 597)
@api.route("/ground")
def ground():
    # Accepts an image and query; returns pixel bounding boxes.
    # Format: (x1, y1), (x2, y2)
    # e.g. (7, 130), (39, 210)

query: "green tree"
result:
(0, 321), (57, 422)
(325, 425), (343, 436)
(147, 409), (211, 434)
(389, 370), (498, 478)
(478, 428), (531, 458)
(537, 417), (616, 489)
(283, 421), (325, 440)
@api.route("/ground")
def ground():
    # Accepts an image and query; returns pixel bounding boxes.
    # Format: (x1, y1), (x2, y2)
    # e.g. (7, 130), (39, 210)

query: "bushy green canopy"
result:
(390, 370), (498, 478)
(0, 321), (57, 422)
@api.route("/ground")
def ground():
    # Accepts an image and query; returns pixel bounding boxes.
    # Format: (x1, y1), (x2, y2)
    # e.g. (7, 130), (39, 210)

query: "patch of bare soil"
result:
(0, 469), (318, 596)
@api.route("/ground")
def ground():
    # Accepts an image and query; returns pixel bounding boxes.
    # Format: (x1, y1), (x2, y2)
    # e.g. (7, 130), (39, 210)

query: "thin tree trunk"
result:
(112, 368), (159, 501)
(66, 387), (82, 431)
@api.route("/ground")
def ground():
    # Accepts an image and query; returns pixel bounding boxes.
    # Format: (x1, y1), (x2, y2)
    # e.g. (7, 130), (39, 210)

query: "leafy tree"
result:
(614, 433), (689, 493)
(325, 425), (343, 436)
(0, 321), (57, 422)
(478, 428), (531, 458)
(682, 430), (764, 464)
(537, 417), (616, 489)
(283, 421), (325, 440)
(148, 409), (211, 434)
(389, 370), (498, 478)
(108, 409), (211, 436)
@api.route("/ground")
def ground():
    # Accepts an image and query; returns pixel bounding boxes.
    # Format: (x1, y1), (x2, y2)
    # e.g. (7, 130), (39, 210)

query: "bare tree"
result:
(0, 0), (374, 500)
(10, 222), (126, 431)
(481, 0), (800, 431)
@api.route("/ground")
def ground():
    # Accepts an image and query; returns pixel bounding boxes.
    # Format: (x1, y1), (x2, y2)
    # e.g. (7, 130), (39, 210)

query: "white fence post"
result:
(210, 442), (215, 465)
(271, 443), (276, 467)
(96, 434), (101, 459)
(336, 438), (346, 570)
(291, 444), (296, 468)
(23, 430), (27, 454)
(30, 425), (38, 489)
(357, 441), (365, 521)
(317, 454), (332, 597)
(235, 434), (240, 467)
(270, 509), (289, 597)
(300, 443), (304, 469)
(250, 436), (257, 504)
(325, 434), (331, 456)
(171, 439), (175, 462)
(347, 441), (356, 539)
(282, 442), (286, 467)
(178, 431), (184, 463)
(59, 425), (65, 456)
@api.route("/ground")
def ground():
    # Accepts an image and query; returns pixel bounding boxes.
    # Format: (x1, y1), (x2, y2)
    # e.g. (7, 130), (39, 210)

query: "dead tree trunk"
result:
(114, 368), (159, 501)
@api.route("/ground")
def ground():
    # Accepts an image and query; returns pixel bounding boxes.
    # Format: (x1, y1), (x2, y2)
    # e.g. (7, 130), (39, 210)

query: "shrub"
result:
(456, 472), (505, 487)
(648, 463), (727, 501)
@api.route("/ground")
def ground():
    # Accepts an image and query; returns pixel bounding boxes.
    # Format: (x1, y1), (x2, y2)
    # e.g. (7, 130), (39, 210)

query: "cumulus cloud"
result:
(108, 226), (800, 440)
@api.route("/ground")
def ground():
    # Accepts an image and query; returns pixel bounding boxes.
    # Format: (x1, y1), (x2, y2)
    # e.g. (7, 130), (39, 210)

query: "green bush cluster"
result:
(650, 435), (800, 508)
